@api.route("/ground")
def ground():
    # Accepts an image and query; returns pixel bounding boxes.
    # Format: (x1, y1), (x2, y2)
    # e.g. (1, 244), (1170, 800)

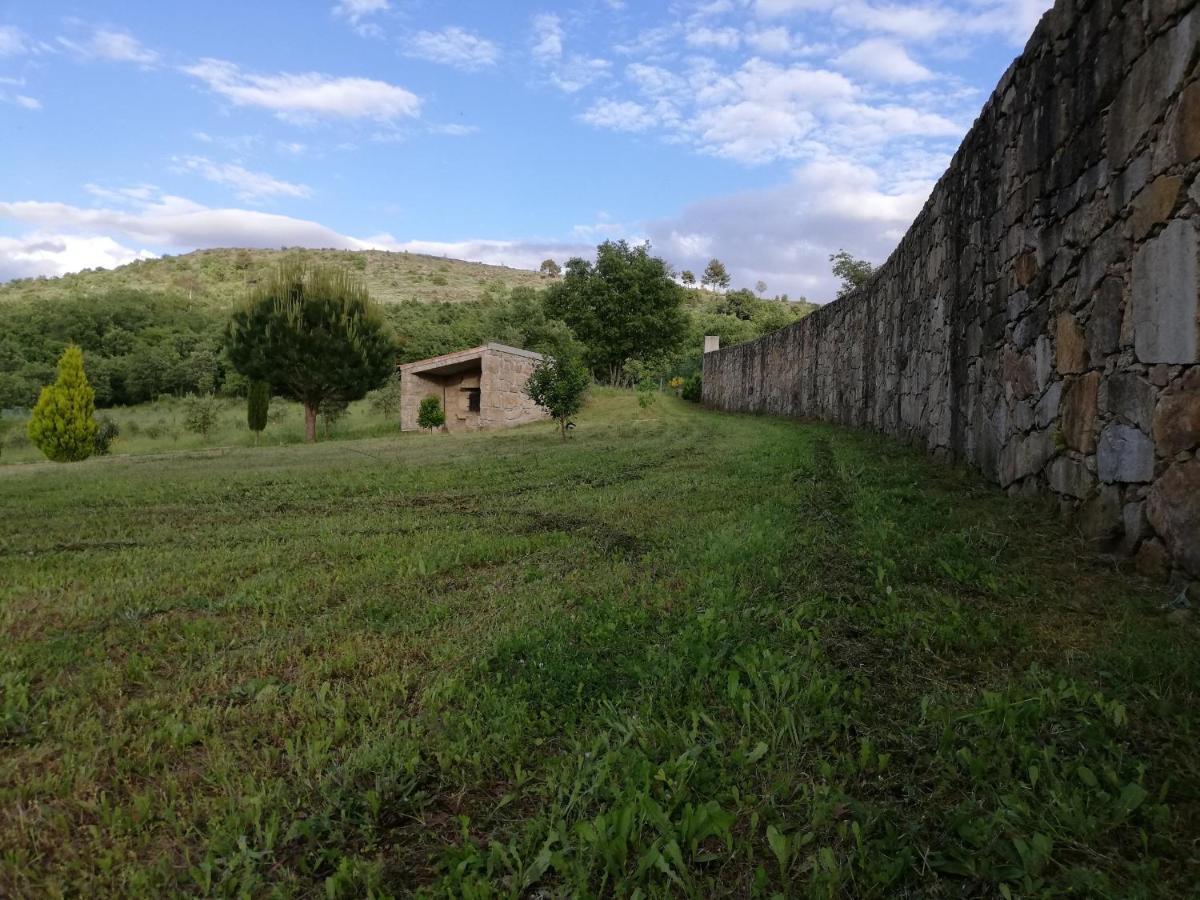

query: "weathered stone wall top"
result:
(703, 0), (1200, 582)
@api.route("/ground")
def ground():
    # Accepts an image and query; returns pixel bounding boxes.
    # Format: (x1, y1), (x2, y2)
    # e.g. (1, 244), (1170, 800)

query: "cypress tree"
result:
(225, 259), (396, 442)
(247, 381), (270, 445)
(27, 344), (98, 462)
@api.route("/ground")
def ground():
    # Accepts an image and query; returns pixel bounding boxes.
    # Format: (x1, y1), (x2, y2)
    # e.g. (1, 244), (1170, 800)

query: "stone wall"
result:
(478, 348), (548, 429)
(702, 0), (1200, 581)
(399, 344), (548, 432)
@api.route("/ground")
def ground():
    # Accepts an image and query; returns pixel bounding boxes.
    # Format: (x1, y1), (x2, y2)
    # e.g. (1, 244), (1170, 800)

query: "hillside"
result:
(0, 247), (548, 308)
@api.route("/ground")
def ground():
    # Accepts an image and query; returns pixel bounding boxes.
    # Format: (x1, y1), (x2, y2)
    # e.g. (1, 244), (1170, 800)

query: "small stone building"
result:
(398, 343), (549, 432)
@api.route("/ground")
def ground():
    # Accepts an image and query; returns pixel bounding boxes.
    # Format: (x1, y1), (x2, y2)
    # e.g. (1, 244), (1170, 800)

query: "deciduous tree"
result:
(829, 249), (875, 298)
(539, 258), (562, 278)
(417, 395), (445, 433)
(525, 353), (589, 440)
(543, 241), (686, 384)
(225, 260), (396, 442)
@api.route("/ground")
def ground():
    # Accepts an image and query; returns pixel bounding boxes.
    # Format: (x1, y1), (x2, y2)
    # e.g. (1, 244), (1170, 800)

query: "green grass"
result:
(1, 395), (400, 465)
(1, 391), (1196, 897)
(0, 248), (546, 309)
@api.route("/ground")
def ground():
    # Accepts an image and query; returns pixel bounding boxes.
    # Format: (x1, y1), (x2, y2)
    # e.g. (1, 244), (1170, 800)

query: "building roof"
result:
(398, 343), (543, 377)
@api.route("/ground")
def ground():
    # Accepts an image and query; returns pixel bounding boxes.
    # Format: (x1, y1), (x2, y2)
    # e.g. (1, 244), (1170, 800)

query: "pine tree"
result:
(225, 259), (396, 442)
(247, 380), (270, 444)
(27, 344), (98, 462)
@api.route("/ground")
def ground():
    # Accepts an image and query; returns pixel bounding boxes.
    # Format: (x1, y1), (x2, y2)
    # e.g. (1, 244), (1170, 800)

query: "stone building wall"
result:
(702, 0), (1200, 580)
(399, 344), (548, 432)
(479, 349), (547, 428)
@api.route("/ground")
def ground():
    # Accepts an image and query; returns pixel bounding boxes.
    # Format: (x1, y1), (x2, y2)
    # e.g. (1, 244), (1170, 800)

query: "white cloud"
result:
(13, 94), (40, 109)
(648, 158), (935, 299)
(429, 123), (480, 136)
(744, 26), (794, 55)
(580, 99), (656, 132)
(531, 14), (564, 61)
(406, 27), (499, 70)
(173, 156), (312, 201)
(333, 0), (389, 37)
(0, 25), (29, 56)
(753, 0), (1052, 44)
(549, 55), (611, 93)
(0, 233), (156, 282)
(57, 27), (159, 64)
(686, 26), (742, 50)
(183, 59), (421, 123)
(835, 38), (934, 82)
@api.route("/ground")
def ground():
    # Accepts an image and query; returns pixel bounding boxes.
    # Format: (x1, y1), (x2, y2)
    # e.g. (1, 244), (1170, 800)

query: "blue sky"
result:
(0, 0), (1052, 300)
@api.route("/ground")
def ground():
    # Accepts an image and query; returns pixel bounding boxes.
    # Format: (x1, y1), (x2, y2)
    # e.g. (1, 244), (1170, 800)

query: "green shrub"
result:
(417, 395), (445, 432)
(183, 394), (220, 441)
(526, 353), (589, 439)
(681, 374), (702, 402)
(93, 416), (120, 456)
(27, 345), (98, 462)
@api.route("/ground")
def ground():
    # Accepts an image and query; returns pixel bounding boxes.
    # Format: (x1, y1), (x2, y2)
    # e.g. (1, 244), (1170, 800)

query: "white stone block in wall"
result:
(1131, 218), (1198, 364)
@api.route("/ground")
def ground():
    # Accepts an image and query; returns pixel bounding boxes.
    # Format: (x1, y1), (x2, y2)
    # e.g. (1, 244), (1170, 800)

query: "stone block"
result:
(1080, 484), (1123, 545)
(1097, 423), (1156, 483)
(999, 427), (1054, 486)
(1099, 372), (1156, 432)
(1055, 312), (1089, 373)
(1105, 8), (1198, 166)
(1061, 372), (1100, 452)
(1130, 175), (1181, 241)
(1131, 218), (1199, 364)
(1002, 346), (1037, 400)
(1048, 456), (1095, 499)
(1146, 459), (1200, 575)
(1122, 499), (1149, 554)
(1035, 380), (1063, 428)
(1086, 276), (1124, 360)
(1153, 371), (1200, 455)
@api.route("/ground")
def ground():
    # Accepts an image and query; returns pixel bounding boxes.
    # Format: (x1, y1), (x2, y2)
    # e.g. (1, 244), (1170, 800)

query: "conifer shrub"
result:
(27, 344), (98, 462)
(247, 381), (270, 444)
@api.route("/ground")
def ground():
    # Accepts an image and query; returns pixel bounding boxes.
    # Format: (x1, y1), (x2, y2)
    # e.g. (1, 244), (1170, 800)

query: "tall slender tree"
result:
(225, 259), (395, 443)
(27, 344), (97, 462)
(247, 380), (270, 445)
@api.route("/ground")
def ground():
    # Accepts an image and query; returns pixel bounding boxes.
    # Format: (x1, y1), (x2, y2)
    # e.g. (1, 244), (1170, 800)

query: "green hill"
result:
(0, 247), (548, 308)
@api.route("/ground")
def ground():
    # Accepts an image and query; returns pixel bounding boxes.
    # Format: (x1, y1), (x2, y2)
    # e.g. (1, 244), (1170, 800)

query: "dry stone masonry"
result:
(703, 0), (1200, 581)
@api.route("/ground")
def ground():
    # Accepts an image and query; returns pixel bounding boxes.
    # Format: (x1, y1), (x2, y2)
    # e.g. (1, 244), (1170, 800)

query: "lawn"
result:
(1, 390), (1196, 897)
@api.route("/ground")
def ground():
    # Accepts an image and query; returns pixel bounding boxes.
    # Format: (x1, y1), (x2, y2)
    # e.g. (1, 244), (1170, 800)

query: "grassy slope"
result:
(1, 395), (400, 465)
(0, 248), (547, 309)
(0, 391), (1196, 897)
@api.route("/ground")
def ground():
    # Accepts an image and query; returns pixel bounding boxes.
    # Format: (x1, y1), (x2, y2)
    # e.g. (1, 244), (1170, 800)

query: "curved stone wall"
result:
(702, 0), (1200, 580)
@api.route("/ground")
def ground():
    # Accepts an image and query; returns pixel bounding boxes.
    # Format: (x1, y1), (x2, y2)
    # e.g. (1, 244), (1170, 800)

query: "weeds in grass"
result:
(0, 390), (1195, 896)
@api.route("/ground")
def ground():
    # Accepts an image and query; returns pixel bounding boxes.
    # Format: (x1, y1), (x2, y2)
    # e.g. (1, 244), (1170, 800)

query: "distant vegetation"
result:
(0, 247), (546, 309)
(0, 245), (814, 415)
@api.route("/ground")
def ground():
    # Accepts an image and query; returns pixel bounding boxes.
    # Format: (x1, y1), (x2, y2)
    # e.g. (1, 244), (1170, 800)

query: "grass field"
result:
(1, 391), (1196, 897)
(1, 395), (400, 465)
